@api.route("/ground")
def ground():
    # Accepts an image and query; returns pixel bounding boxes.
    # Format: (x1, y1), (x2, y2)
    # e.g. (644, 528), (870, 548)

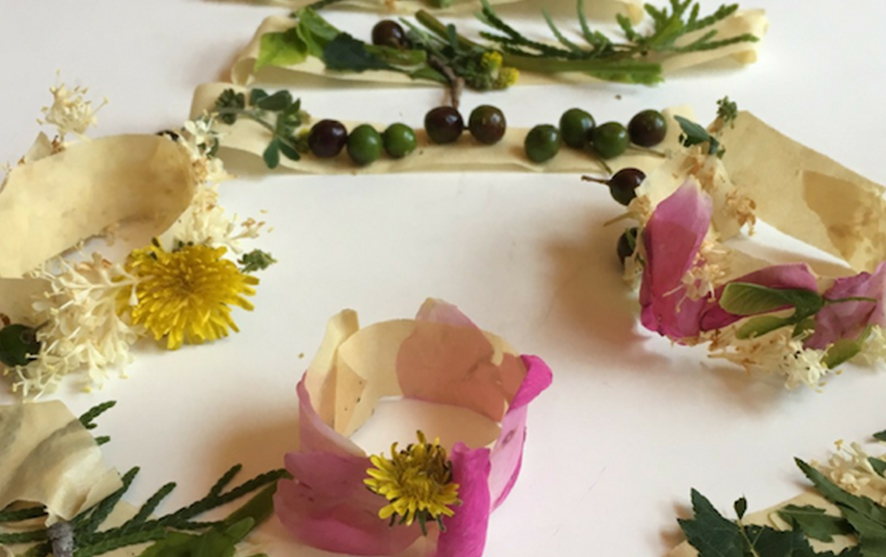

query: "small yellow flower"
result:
(127, 242), (258, 350)
(494, 67), (520, 89)
(364, 431), (461, 534)
(480, 50), (503, 73)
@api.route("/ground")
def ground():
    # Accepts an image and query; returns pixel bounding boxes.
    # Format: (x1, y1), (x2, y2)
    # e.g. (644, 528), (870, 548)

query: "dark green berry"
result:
(308, 119), (348, 158)
(592, 122), (629, 159)
(628, 109), (668, 147)
(383, 123), (417, 159)
(0, 324), (40, 367)
(617, 227), (639, 266)
(608, 168), (645, 205)
(468, 105), (507, 145)
(347, 125), (382, 166)
(372, 21), (407, 49)
(559, 108), (595, 149)
(425, 106), (464, 144)
(524, 125), (561, 163)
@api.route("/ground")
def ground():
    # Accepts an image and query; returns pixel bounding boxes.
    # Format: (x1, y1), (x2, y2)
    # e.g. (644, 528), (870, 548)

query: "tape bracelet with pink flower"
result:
(273, 298), (552, 556)
(617, 107), (886, 389)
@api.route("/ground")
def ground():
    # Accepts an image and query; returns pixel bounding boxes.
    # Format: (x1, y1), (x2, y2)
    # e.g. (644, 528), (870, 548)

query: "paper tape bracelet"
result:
(274, 299), (552, 556)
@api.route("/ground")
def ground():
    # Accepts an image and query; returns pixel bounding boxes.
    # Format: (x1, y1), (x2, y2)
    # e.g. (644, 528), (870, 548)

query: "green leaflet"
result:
(719, 283), (824, 320)
(822, 326), (873, 369)
(736, 315), (797, 340)
(137, 518), (253, 557)
(323, 33), (395, 72)
(869, 458), (886, 478)
(674, 115), (724, 157)
(255, 28), (308, 72)
(778, 505), (853, 542)
(678, 490), (746, 557)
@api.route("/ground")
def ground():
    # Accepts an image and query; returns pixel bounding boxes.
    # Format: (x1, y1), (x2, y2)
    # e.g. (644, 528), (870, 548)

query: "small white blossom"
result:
(710, 328), (830, 389)
(9, 253), (141, 398)
(821, 440), (886, 503)
(683, 235), (729, 301)
(38, 79), (107, 141)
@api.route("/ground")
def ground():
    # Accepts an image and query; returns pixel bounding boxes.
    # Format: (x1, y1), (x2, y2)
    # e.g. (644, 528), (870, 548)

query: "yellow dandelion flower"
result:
(127, 242), (258, 350)
(364, 431), (461, 535)
(493, 67), (520, 89)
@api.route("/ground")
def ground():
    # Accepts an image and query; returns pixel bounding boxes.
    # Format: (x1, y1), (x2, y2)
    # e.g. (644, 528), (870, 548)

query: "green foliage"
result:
(238, 250), (277, 273)
(717, 96), (739, 126)
(674, 115), (725, 156)
(324, 34), (394, 72)
(778, 505), (853, 542)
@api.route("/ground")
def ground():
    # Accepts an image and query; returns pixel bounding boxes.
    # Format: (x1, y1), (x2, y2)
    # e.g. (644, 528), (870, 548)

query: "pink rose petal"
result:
(807, 261), (886, 349)
(489, 355), (553, 508)
(396, 315), (524, 423)
(639, 181), (714, 341)
(434, 444), (492, 557)
(297, 378), (364, 456)
(275, 451), (422, 555)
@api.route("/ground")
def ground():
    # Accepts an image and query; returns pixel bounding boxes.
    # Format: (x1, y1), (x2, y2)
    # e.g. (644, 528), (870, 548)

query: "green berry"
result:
(559, 108), (595, 149)
(347, 125), (382, 166)
(0, 324), (40, 367)
(383, 123), (417, 158)
(524, 125), (561, 163)
(592, 122), (629, 159)
(425, 107), (464, 144)
(617, 227), (639, 266)
(468, 105), (507, 145)
(608, 168), (646, 206)
(628, 109), (668, 147)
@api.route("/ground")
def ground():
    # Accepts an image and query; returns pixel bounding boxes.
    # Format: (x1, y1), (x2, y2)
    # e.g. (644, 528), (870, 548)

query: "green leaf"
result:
(674, 115), (723, 156)
(408, 66), (448, 83)
(254, 90), (293, 112)
(869, 458), (886, 478)
(734, 497), (747, 519)
(742, 524), (822, 556)
(678, 489), (746, 557)
(249, 89), (269, 106)
(277, 141), (301, 162)
(823, 337), (866, 369)
(796, 458), (886, 526)
(875, 430), (886, 443)
(323, 33), (394, 72)
(719, 283), (824, 318)
(255, 28), (308, 72)
(736, 315), (797, 340)
(777, 505), (853, 542)
(295, 8), (340, 57)
(262, 140), (281, 169)
(365, 44), (427, 66)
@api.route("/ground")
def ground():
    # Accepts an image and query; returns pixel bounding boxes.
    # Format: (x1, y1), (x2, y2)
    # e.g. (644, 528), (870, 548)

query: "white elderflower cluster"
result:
(38, 79), (107, 141)
(822, 440), (886, 504)
(683, 235), (729, 301)
(181, 113), (231, 185)
(710, 328), (830, 389)
(163, 184), (266, 254)
(11, 253), (141, 397)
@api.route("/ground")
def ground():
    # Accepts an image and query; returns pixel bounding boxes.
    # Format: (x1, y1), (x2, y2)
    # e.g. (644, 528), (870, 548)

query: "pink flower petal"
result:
(639, 181), (713, 340)
(297, 378), (364, 456)
(434, 444), (492, 557)
(699, 263), (820, 330)
(396, 314), (525, 423)
(415, 298), (478, 328)
(275, 451), (422, 555)
(489, 355), (552, 508)
(807, 261), (886, 349)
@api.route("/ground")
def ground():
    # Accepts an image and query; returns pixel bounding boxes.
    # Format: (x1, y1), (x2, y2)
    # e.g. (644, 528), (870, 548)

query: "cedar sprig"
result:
(0, 505), (46, 523)
(78, 401), (116, 431)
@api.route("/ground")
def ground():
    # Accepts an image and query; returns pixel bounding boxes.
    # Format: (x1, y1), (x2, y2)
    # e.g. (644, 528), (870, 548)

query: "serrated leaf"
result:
(720, 283), (823, 318)
(678, 489), (746, 557)
(255, 28), (308, 72)
(796, 458), (886, 527)
(743, 524), (820, 557)
(736, 315), (797, 340)
(777, 505), (852, 542)
(323, 33), (393, 73)
(262, 140), (280, 169)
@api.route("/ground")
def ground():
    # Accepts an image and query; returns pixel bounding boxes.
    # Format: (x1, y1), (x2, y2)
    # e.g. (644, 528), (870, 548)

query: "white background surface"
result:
(1, 0), (885, 555)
